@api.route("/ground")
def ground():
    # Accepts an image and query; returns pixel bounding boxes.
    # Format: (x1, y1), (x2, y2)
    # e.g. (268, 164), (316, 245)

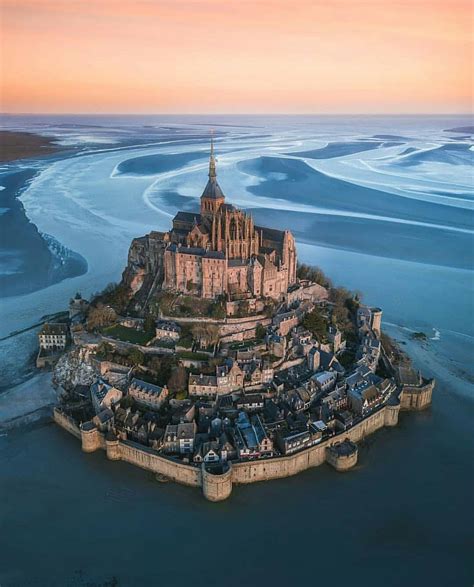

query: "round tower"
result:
(81, 421), (100, 453)
(384, 401), (400, 427)
(325, 440), (358, 471)
(105, 431), (121, 461)
(201, 462), (233, 502)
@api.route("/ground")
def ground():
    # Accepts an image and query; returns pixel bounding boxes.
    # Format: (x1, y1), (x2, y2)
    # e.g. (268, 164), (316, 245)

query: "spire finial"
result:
(209, 129), (216, 179)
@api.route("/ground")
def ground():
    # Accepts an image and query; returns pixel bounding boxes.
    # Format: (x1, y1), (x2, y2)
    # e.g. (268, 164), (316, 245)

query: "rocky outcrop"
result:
(120, 231), (167, 314)
(53, 347), (99, 391)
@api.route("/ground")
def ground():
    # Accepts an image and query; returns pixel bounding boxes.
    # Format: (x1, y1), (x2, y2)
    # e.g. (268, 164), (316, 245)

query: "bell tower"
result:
(200, 136), (225, 217)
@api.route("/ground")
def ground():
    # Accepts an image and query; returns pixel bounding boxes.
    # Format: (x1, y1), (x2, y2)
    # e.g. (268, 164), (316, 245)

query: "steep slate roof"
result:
(174, 211), (201, 223)
(256, 225), (285, 242)
(201, 178), (225, 200)
(40, 323), (68, 335)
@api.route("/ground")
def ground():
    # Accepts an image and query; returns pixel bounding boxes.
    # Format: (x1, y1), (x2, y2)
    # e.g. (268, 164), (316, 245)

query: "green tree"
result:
(147, 355), (162, 373)
(155, 356), (178, 386)
(120, 395), (136, 410)
(144, 313), (156, 336)
(209, 301), (226, 319)
(128, 348), (145, 366)
(87, 303), (117, 331)
(296, 263), (332, 287)
(255, 324), (266, 340)
(303, 309), (328, 342)
(167, 366), (188, 394)
(96, 341), (113, 359)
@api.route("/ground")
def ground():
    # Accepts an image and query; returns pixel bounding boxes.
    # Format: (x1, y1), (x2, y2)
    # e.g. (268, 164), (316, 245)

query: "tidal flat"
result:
(0, 114), (472, 586)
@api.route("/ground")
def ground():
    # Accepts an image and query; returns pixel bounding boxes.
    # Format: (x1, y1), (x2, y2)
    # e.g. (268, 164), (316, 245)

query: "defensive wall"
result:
(399, 379), (434, 411)
(54, 399), (402, 502)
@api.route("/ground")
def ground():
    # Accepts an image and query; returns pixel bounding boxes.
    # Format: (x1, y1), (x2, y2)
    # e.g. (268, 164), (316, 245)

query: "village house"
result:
(128, 378), (168, 410)
(90, 380), (123, 414)
(92, 408), (114, 432)
(348, 381), (384, 416)
(334, 410), (354, 431)
(236, 393), (265, 412)
(241, 359), (274, 389)
(233, 412), (272, 459)
(328, 325), (345, 353)
(155, 320), (181, 341)
(276, 427), (311, 455)
(189, 359), (244, 398)
(310, 371), (338, 394)
(163, 422), (197, 454)
(38, 323), (68, 351)
(321, 386), (348, 412)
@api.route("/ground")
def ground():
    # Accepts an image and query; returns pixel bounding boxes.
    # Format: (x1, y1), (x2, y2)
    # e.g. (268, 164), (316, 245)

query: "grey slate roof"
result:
(173, 211), (201, 223)
(201, 178), (225, 200)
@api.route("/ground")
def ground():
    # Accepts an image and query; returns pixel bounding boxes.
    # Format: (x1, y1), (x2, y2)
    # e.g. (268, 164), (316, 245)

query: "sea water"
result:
(0, 114), (472, 585)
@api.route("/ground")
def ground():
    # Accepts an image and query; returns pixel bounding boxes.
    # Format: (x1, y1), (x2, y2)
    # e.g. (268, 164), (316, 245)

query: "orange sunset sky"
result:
(1, 0), (472, 114)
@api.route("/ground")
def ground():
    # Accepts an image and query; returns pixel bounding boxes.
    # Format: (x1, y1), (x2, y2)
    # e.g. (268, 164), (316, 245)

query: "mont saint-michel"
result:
(46, 141), (434, 502)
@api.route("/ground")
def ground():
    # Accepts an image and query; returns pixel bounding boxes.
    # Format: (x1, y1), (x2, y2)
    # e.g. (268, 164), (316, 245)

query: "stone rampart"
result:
(325, 441), (358, 471)
(55, 400), (406, 501)
(201, 464), (233, 501)
(400, 380), (434, 411)
(53, 408), (81, 440)
(118, 441), (201, 487)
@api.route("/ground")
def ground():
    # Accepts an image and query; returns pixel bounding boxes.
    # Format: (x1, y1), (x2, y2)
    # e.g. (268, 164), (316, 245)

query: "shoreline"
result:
(0, 371), (57, 432)
(384, 323), (474, 401)
(0, 130), (62, 162)
(0, 163), (88, 299)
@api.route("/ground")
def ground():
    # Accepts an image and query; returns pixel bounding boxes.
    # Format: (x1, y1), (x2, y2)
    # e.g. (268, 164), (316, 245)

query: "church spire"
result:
(209, 132), (216, 179)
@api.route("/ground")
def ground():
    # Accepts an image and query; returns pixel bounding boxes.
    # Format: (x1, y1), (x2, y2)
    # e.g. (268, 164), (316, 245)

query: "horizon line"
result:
(1, 111), (472, 118)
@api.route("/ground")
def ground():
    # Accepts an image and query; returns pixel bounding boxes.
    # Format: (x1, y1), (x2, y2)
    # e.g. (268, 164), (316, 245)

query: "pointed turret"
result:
(201, 134), (225, 217)
(209, 135), (216, 178)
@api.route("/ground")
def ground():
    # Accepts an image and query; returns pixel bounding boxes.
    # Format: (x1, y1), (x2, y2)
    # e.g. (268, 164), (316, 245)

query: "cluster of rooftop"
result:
(46, 146), (434, 499)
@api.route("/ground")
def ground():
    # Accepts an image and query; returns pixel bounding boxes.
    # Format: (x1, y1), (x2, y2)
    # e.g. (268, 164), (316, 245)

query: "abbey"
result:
(160, 140), (297, 300)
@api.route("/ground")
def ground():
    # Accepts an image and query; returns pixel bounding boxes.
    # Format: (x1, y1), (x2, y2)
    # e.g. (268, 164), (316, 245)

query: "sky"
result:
(1, 0), (472, 114)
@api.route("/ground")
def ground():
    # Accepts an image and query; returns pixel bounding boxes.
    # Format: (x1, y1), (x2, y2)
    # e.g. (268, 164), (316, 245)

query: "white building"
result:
(38, 323), (68, 351)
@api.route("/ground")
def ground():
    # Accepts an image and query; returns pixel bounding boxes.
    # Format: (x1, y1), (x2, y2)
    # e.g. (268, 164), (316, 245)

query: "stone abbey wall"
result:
(54, 401), (404, 501)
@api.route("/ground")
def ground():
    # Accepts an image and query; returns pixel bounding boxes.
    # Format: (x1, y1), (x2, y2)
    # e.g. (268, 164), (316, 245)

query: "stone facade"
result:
(38, 323), (68, 351)
(123, 140), (297, 305)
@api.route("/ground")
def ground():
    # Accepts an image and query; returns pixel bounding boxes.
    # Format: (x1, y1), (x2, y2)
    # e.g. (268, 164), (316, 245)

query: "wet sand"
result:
(0, 131), (61, 162)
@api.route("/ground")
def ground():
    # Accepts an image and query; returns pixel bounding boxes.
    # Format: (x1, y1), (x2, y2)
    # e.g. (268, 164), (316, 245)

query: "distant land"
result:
(0, 130), (60, 162)
(444, 126), (474, 134)
(0, 131), (87, 297)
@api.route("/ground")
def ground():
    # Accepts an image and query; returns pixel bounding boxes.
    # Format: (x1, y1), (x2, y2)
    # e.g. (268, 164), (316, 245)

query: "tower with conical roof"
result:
(201, 136), (225, 217)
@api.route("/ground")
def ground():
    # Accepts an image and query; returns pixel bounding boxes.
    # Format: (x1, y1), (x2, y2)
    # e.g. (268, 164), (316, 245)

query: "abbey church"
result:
(123, 140), (298, 304)
(158, 140), (297, 301)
